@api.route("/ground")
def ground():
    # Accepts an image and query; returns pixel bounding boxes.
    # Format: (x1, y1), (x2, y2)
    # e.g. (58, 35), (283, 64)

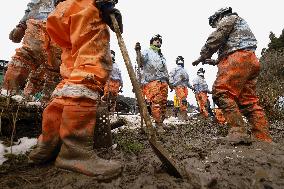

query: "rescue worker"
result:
(192, 68), (211, 118)
(169, 56), (192, 120)
(173, 94), (179, 117)
(2, 0), (62, 102)
(192, 7), (272, 143)
(28, 0), (124, 179)
(135, 34), (169, 132)
(101, 50), (123, 113)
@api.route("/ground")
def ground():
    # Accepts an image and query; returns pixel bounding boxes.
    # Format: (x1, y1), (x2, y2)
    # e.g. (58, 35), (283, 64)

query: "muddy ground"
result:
(0, 116), (284, 189)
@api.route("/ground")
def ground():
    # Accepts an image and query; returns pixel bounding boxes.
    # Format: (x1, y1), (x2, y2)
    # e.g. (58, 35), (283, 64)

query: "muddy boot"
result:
(28, 100), (63, 164)
(252, 130), (272, 143)
(55, 98), (122, 180)
(225, 127), (251, 145)
(178, 111), (189, 121)
(55, 135), (122, 180)
(247, 112), (273, 143)
(29, 139), (61, 164)
(155, 122), (166, 134)
(55, 134), (122, 179)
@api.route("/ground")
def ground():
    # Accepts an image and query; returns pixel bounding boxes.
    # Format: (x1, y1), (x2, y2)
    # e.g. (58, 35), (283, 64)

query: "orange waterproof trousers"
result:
(30, 0), (112, 170)
(36, 97), (97, 157)
(212, 50), (272, 142)
(24, 65), (45, 97)
(174, 86), (188, 112)
(47, 0), (111, 93)
(214, 108), (226, 124)
(3, 19), (61, 97)
(143, 80), (168, 123)
(103, 79), (121, 111)
(195, 92), (209, 117)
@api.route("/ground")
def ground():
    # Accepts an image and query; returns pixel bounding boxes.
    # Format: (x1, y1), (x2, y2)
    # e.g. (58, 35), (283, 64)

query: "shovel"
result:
(110, 14), (183, 178)
(134, 43), (144, 129)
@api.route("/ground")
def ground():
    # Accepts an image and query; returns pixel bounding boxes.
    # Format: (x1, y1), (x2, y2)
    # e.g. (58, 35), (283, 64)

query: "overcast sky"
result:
(1, 0), (284, 106)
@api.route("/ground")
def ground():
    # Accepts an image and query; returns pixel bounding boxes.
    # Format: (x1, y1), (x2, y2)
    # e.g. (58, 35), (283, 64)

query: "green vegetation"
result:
(268, 30), (284, 50)
(257, 29), (284, 120)
(117, 139), (144, 154)
(114, 129), (144, 155)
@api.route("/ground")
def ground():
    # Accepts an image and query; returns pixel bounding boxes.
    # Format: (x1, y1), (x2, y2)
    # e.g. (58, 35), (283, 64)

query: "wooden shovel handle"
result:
(110, 14), (155, 139)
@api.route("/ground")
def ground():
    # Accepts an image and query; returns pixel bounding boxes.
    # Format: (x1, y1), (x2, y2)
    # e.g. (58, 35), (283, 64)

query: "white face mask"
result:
(152, 39), (162, 48)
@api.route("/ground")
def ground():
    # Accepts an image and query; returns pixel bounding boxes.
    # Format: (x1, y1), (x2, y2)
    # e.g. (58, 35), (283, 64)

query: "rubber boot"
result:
(55, 99), (122, 180)
(223, 111), (251, 145)
(29, 139), (61, 164)
(246, 111), (272, 143)
(155, 122), (166, 134)
(55, 136), (122, 179)
(28, 99), (63, 164)
(178, 111), (189, 121)
(252, 131), (272, 143)
(226, 127), (251, 145)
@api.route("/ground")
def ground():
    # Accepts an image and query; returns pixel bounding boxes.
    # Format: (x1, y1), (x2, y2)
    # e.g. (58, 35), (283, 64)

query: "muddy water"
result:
(0, 118), (283, 189)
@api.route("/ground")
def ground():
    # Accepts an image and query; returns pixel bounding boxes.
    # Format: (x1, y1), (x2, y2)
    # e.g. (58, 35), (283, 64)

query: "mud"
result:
(0, 117), (284, 189)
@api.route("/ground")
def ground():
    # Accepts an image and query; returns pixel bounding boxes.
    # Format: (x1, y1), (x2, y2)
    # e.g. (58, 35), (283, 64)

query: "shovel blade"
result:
(149, 138), (183, 178)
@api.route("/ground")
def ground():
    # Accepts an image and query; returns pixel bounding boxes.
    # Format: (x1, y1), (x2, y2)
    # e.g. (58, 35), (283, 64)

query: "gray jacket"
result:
(200, 14), (257, 61)
(192, 75), (210, 93)
(169, 65), (191, 88)
(20, 0), (58, 23)
(141, 48), (169, 85)
(109, 62), (123, 86)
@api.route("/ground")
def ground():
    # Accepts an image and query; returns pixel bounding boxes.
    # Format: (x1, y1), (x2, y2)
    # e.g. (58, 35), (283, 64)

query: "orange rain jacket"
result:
(47, 0), (112, 100)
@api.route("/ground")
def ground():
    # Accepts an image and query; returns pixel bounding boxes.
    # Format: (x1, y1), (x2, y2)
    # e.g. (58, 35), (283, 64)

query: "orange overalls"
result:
(143, 80), (168, 123)
(212, 50), (272, 142)
(103, 79), (121, 112)
(174, 86), (188, 112)
(3, 19), (61, 99)
(213, 108), (226, 124)
(29, 0), (120, 176)
(195, 92), (209, 117)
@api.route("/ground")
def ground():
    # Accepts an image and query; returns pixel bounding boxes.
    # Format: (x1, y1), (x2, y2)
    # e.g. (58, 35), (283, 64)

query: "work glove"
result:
(203, 59), (217, 66)
(9, 23), (27, 43)
(187, 83), (193, 90)
(192, 57), (204, 66)
(95, 1), (123, 33)
(135, 42), (141, 51)
(55, 0), (66, 6)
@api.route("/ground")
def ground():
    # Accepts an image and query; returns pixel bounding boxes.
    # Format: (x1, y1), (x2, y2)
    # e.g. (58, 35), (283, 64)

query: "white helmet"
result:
(209, 7), (232, 28)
